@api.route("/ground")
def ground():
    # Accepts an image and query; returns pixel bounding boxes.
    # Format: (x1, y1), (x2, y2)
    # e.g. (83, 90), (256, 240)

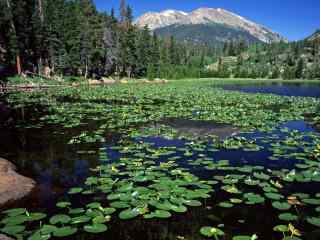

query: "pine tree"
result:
(150, 34), (160, 78)
(169, 36), (179, 65)
(295, 58), (304, 79)
(271, 67), (280, 79)
(119, 0), (127, 23)
(135, 26), (151, 77)
(4, 0), (22, 74)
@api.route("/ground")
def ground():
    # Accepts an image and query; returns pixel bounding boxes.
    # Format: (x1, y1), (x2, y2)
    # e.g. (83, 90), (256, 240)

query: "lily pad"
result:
(1, 225), (26, 235)
(272, 202), (291, 211)
(83, 224), (108, 233)
(49, 214), (71, 225)
(278, 213), (298, 221)
(119, 208), (141, 220)
(53, 226), (77, 237)
(200, 226), (224, 237)
(307, 217), (320, 227)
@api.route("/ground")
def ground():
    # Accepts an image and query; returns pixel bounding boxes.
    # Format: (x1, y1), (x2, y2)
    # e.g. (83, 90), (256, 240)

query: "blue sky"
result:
(94, 0), (320, 41)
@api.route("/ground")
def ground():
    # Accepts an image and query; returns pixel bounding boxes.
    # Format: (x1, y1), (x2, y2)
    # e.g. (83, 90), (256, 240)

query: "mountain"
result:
(135, 8), (286, 44)
(154, 23), (262, 46)
(306, 30), (320, 41)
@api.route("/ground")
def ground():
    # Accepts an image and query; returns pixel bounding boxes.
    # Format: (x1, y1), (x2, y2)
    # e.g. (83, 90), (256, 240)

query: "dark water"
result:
(0, 119), (317, 198)
(221, 82), (320, 98)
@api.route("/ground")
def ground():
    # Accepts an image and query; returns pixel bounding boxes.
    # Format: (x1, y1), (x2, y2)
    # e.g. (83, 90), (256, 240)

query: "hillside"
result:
(205, 34), (320, 79)
(154, 23), (261, 47)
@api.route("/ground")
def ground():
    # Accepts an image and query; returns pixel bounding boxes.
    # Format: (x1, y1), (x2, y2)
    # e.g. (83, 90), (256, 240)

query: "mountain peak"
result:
(161, 9), (188, 15)
(135, 7), (286, 43)
(306, 29), (320, 41)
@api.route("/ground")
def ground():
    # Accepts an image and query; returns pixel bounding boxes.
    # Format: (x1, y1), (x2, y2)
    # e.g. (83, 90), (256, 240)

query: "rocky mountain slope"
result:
(135, 8), (286, 43)
(307, 30), (320, 41)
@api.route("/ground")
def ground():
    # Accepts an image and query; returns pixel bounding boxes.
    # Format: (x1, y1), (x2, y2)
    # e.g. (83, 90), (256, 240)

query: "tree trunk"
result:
(38, 0), (44, 75)
(38, 0), (44, 23)
(84, 59), (88, 79)
(16, 55), (21, 75)
(38, 58), (42, 75)
(6, 0), (22, 75)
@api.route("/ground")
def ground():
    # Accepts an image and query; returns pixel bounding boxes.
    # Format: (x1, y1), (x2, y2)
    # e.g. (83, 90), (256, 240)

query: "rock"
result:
(0, 234), (14, 240)
(0, 158), (35, 206)
(88, 79), (101, 85)
(102, 78), (116, 84)
(119, 79), (129, 84)
(71, 82), (80, 87)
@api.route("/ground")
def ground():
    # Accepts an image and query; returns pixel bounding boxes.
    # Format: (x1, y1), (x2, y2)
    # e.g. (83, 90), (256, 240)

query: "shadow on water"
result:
(157, 118), (241, 139)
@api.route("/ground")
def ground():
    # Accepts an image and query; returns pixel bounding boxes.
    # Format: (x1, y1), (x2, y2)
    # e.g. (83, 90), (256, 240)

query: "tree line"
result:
(0, 0), (220, 80)
(1, 0), (319, 81)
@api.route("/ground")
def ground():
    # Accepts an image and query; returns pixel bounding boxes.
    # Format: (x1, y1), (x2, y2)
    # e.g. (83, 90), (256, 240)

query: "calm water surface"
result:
(221, 82), (320, 98)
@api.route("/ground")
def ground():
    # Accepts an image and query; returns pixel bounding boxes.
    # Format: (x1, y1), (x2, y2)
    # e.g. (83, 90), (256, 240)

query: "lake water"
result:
(0, 82), (320, 240)
(220, 82), (320, 98)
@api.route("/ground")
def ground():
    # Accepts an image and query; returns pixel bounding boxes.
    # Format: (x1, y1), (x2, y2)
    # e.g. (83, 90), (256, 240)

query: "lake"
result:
(220, 81), (320, 98)
(0, 80), (320, 240)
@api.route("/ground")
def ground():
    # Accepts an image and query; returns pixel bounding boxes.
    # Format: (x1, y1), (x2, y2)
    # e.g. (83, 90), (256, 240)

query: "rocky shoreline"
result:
(0, 234), (13, 240)
(0, 157), (35, 206)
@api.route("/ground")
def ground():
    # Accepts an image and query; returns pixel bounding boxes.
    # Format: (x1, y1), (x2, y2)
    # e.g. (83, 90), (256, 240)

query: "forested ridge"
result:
(0, 0), (320, 81)
(208, 34), (320, 79)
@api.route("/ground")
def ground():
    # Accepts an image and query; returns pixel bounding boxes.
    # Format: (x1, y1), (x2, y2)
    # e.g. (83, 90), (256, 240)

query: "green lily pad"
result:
(265, 193), (283, 200)
(53, 226), (77, 237)
(86, 202), (102, 209)
(183, 200), (202, 207)
(170, 205), (187, 213)
(84, 224), (108, 233)
(144, 210), (171, 219)
(119, 208), (141, 220)
(110, 201), (130, 209)
(69, 208), (85, 215)
(233, 235), (258, 240)
(56, 202), (71, 208)
(40, 225), (57, 235)
(218, 202), (234, 208)
(93, 215), (110, 224)
(68, 187), (83, 194)
(28, 213), (47, 221)
(49, 214), (71, 225)
(272, 202), (291, 211)
(307, 217), (320, 227)
(102, 208), (116, 215)
(1, 215), (29, 225)
(302, 198), (320, 205)
(283, 237), (302, 240)
(2, 208), (26, 217)
(28, 231), (51, 240)
(273, 225), (289, 232)
(71, 216), (92, 224)
(278, 213), (298, 221)
(1, 225), (25, 235)
(200, 226), (224, 237)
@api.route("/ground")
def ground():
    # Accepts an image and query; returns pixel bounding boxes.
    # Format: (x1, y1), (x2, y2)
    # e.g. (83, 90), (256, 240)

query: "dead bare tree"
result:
(103, 23), (119, 76)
